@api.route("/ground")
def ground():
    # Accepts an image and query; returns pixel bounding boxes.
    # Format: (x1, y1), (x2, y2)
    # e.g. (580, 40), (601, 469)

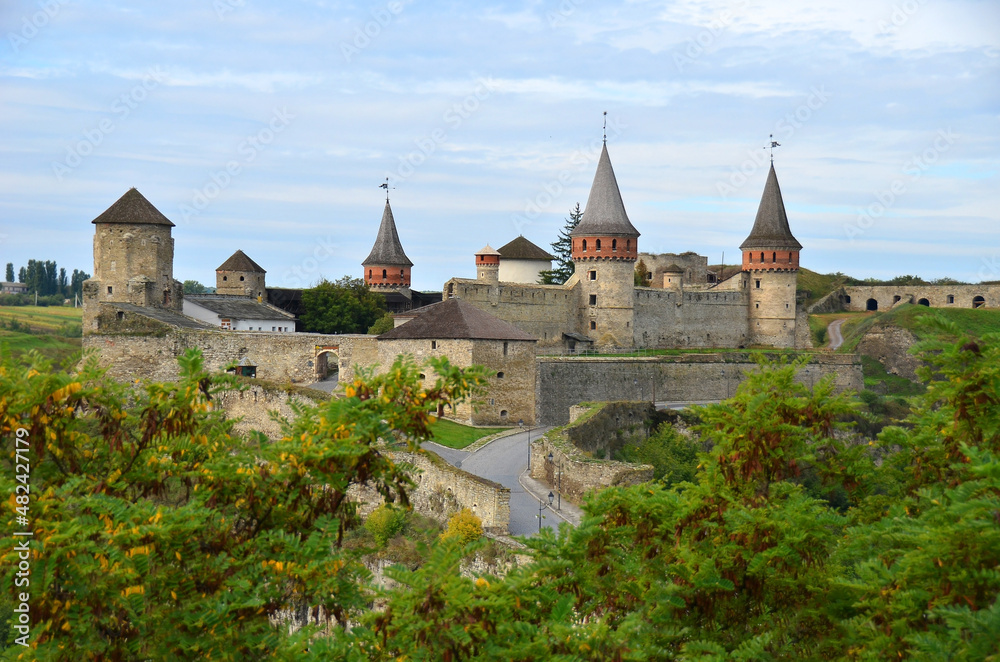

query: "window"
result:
(589, 270), (596, 281)
(589, 294), (597, 306)
(503, 341), (508, 356)
(772, 252), (776, 262)
(116, 311), (125, 321)
(496, 371), (504, 379)
(582, 239), (588, 251)
(590, 320), (596, 330)
(947, 294), (955, 304)
(368, 269), (372, 279)
(612, 239), (617, 251)
(755, 303), (759, 308)
(647, 272), (652, 281)
(272, 326), (276, 331)
(500, 410), (508, 420)
(223, 276), (227, 281)
(239, 276), (245, 281)
(748, 253), (753, 263)
(107, 286), (113, 294)
(431, 341), (437, 349)
(760, 252), (764, 262)
(626, 239), (631, 251)
(755, 279), (761, 289)
(382, 269), (387, 280)
(400, 269), (404, 277)
(596, 239), (602, 251)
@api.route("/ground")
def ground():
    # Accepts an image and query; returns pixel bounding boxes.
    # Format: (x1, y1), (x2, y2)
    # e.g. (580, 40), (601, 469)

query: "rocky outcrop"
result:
(856, 322), (921, 380)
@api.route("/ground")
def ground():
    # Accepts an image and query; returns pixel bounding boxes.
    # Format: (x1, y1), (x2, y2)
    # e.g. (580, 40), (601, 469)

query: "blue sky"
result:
(2, 0), (998, 291)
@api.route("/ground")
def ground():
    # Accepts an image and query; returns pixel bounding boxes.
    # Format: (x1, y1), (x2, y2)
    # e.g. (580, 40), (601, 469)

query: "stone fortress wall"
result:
(632, 287), (750, 348)
(535, 353), (863, 425)
(841, 284), (1000, 312)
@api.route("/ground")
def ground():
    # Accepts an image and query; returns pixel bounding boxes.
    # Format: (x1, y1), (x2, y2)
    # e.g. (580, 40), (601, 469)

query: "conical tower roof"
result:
(217, 249), (265, 273)
(740, 164), (802, 251)
(571, 143), (639, 238)
(91, 188), (174, 227)
(362, 201), (413, 267)
(475, 244), (501, 256)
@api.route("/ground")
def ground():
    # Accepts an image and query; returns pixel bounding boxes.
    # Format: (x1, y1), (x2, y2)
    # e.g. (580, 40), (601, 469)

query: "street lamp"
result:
(538, 491), (554, 532)
(547, 452), (562, 511)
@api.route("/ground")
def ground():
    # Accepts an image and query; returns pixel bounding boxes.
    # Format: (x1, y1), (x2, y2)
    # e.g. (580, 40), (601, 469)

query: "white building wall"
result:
(499, 259), (550, 284)
(182, 300), (294, 332)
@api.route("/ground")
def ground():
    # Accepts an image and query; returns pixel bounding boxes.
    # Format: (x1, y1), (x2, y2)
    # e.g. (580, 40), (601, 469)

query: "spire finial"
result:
(379, 176), (393, 202)
(603, 111), (607, 144)
(766, 134), (781, 164)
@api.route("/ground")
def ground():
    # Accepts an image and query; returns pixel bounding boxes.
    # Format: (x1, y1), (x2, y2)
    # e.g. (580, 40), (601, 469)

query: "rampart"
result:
(529, 402), (655, 503)
(536, 353), (863, 425)
(842, 284), (1000, 312)
(444, 279), (579, 346)
(633, 287), (749, 348)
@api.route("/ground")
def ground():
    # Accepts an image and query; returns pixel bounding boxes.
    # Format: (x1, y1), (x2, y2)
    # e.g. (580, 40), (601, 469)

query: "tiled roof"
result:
(571, 143), (640, 238)
(186, 295), (296, 321)
(111, 303), (215, 330)
(217, 250), (266, 273)
(740, 164), (802, 251)
(378, 297), (535, 341)
(497, 236), (555, 261)
(362, 201), (413, 267)
(91, 188), (174, 227)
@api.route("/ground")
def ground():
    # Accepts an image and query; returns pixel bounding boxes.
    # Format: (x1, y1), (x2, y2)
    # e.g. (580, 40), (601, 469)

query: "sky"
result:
(1, 0), (998, 292)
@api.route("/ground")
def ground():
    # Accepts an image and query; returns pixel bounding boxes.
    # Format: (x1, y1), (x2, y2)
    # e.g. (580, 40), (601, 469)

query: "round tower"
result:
(741, 164), (802, 348)
(571, 142), (640, 347)
(83, 188), (183, 330)
(216, 250), (266, 299)
(475, 244), (500, 283)
(362, 200), (413, 290)
(663, 263), (684, 290)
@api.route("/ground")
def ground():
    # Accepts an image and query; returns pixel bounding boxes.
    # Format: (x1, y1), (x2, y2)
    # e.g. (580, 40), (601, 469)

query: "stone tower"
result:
(475, 244), (500, 283)
(216, 250), (266, 299)
(363, 200), (413, 291)
(83, 188), (183, 330)
(741, 164), (801, 348)
(571, 142), (640, 347)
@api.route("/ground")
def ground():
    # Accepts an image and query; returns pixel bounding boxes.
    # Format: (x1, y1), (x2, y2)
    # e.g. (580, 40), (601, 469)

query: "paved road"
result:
(426, 428), (574, 536)
(827, 318), (845, 350)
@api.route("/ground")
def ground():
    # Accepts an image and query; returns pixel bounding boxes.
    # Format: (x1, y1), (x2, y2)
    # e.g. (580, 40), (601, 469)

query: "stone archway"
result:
(917, 298), (930, 307)
(866, 298), (878, 311)
(314, 346), (339, 381)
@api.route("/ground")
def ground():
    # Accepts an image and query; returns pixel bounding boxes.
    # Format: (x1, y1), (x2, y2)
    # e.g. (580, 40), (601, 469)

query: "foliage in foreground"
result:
(2, 315), (999, 660)
(0, 350), (486, 660)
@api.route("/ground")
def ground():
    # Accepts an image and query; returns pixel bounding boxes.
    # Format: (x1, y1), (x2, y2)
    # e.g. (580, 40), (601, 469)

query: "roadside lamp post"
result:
(538, 491), (554, 532)
(547, 452), (562, 511)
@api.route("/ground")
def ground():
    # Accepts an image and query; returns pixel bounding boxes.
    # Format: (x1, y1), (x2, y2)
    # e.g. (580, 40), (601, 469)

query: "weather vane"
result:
(765, 134), (780, 163)
(603, 111), (607, 144)
(379, 176), (394, 202)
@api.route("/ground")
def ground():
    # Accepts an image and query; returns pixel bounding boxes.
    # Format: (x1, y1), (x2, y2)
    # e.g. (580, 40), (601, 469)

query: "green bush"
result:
(617, 422), (701, 485)
(365, 504), (408, 547)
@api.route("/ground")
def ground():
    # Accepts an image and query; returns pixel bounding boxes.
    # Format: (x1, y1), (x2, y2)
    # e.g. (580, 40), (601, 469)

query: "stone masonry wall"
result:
(633, 288), (749, 348)
(536, 353), (864, 425)
(843, 284), (1000, 312)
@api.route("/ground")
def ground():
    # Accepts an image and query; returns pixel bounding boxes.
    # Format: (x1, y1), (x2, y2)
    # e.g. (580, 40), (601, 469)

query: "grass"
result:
(837, 305), (1000, 354)
(0, 305), (84, 366)
(796, 268), (852, 310)
(428, 418), (508, 450)
(860, 355), (925, 396)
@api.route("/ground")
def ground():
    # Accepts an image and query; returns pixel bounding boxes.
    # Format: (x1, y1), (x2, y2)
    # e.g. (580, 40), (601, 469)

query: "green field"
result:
(0, 305), (83, 366)
(428, 418), (508, 450)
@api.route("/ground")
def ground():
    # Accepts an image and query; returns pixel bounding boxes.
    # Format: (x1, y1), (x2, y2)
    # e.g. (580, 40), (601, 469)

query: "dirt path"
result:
(827, 318), (845, 350)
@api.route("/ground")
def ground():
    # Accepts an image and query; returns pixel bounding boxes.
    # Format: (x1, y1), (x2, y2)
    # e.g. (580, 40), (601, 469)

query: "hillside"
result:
(0, 305), (83, 366)
(838, 304), (1000, 354)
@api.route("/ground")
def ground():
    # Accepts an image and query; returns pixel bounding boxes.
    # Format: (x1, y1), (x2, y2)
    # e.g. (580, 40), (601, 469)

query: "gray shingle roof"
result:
(91, 188), (174, 227)
(740, 164), (802, 251)
(111, 303), (215, 330)
(497, 236), (555, 261)
(362, 201), (413, 267)
(186, 295), (296, 321)
(378, 297), (536, 341)
(571, 143), (640, 238)
(217, 250), (266, 273)
(476, 244), (501, 256)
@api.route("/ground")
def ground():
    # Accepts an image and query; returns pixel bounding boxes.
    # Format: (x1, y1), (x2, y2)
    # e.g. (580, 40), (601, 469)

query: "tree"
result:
(17, 266), (25, 283)
(539, 204), (582, 285)
(4, 263), (12, 282)
(634, 257), (649, 286)
(0, 348), (487, 659)
(367, 312), (395, 335)
(70, 269), (91, 299)
(58, 267), (68, 295)
(300, 276), (387, 334)
(183, 280), (208, 294)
